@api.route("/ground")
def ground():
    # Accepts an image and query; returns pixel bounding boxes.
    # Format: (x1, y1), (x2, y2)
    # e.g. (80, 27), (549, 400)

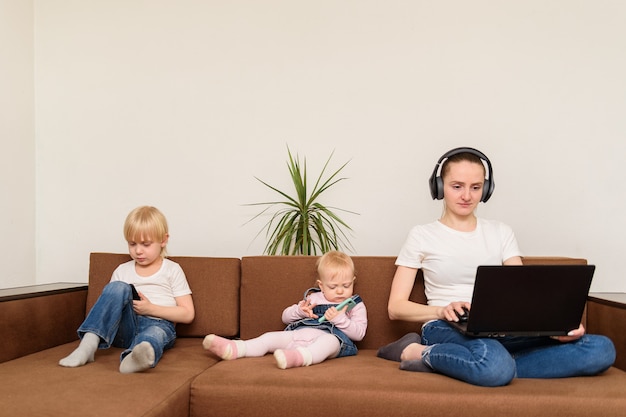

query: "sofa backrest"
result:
(87, 253), (588, 347)
(87, 253), (241, 337)
(240, 256), (426, 350)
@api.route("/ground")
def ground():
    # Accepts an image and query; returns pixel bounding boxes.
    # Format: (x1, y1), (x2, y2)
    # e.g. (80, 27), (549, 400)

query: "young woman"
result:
(378, 147), (615, 386)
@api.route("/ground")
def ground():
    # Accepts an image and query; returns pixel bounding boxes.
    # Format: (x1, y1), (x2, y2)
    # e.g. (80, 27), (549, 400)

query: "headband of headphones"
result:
(428, 147), (495, 202)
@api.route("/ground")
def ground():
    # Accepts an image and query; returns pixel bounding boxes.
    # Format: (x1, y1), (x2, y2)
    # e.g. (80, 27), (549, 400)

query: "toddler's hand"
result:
(322, 304), (348, 322)
(298, 299), (318, 318)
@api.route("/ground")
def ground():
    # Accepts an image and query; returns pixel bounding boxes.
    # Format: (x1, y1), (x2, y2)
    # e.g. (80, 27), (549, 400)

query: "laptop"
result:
(449, 264), (595, 337)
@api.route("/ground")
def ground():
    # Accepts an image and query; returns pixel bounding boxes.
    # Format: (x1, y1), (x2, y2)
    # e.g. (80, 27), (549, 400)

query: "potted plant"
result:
(246, 147), (358, 255)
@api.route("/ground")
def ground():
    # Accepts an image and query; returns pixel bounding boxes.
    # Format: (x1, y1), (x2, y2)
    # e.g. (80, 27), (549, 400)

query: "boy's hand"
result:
(132, 292), (152, 316)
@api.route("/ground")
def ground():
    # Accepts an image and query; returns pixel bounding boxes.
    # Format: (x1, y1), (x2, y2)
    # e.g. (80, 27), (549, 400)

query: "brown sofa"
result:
(1, 254), (625, 417)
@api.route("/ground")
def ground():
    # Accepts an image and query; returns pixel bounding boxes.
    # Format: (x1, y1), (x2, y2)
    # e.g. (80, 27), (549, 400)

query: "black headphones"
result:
(428, 147), (495, 202)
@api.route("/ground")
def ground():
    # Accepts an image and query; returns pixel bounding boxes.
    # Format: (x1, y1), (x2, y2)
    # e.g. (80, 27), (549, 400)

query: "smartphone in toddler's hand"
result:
(318, 297), (357, 323)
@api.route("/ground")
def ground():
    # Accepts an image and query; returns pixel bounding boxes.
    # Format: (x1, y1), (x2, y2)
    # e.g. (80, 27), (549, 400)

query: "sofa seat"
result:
(190, 349), (626, 417)
(0, 338), (213, 417)
(2, 253), (626, 417)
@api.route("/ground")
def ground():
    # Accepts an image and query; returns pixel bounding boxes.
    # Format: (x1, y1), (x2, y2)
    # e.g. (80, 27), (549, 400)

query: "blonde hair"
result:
(123, 206), (169, 257)
(316, 250), (356, 280)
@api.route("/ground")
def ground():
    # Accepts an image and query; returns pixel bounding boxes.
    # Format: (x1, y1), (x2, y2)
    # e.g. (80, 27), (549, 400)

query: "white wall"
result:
(0, 0), (35, 288)
(27, 1), (626, 291)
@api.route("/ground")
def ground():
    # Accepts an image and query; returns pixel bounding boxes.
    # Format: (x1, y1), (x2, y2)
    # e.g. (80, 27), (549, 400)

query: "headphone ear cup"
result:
(428, 168), (442, 200)
(481, 180), (489, 202)
(435, 176), (444, 200)
(481, 178), (495, 202)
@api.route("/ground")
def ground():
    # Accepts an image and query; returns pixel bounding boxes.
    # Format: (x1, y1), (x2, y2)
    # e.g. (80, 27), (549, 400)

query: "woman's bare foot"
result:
(400, 342), (426, 361)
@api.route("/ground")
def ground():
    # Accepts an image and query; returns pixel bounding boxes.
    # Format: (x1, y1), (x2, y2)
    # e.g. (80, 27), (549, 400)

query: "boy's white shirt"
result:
(111, 259), (192, 308)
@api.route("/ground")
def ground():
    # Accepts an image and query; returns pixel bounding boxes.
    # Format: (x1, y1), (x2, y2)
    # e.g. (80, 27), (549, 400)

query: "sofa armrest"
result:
(0, 283), (87, 363)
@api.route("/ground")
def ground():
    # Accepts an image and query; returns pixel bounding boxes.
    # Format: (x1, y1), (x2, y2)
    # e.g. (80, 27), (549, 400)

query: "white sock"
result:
(59, 332), (100, 367)
(235, 340), (247, 357)
(298, 347), (313, 366)
(119, 342), (155, 374)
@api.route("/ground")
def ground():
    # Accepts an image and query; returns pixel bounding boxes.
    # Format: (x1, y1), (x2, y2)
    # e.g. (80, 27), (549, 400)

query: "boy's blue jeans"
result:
(77, 281), (177, 366)
(421, 320), (616, 387)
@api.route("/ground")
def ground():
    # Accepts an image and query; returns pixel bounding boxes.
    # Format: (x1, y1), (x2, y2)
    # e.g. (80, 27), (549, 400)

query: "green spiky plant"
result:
(246, 147), (358, 255)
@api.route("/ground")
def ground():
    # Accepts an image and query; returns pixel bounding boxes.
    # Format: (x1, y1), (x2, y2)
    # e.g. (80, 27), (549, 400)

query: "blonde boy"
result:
(59, 206), (194, 373)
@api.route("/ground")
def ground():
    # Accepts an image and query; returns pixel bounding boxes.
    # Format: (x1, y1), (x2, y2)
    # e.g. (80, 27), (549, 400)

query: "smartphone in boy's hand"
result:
(130, 284), (141, 301)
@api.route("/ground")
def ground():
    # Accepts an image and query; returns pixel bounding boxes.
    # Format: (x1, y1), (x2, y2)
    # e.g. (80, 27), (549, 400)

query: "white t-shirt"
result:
(110, 258), (192, 307)
(396, 218), (522, 306)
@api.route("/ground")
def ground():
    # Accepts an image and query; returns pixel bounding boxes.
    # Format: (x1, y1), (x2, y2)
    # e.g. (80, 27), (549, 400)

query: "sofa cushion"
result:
(87, 253), (241, 337)
(240, 256), (425, 349)
(190, 349), (626, 417)
(0, 338), (215, 417)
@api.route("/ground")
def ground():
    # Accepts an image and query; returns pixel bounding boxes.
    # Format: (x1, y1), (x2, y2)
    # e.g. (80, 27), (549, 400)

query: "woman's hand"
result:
(440, 301), (471, 322)
(552, 323), (585, 342)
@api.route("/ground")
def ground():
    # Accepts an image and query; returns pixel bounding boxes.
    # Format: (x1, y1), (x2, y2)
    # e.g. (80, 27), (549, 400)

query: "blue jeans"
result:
(78, 281), (177, 366)
(421, 320), (615, 387)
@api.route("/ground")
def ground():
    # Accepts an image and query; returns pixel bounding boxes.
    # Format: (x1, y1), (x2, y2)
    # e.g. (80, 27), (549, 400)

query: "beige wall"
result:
(6, 1), (626, 291)
(0, 0), (35, 288)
